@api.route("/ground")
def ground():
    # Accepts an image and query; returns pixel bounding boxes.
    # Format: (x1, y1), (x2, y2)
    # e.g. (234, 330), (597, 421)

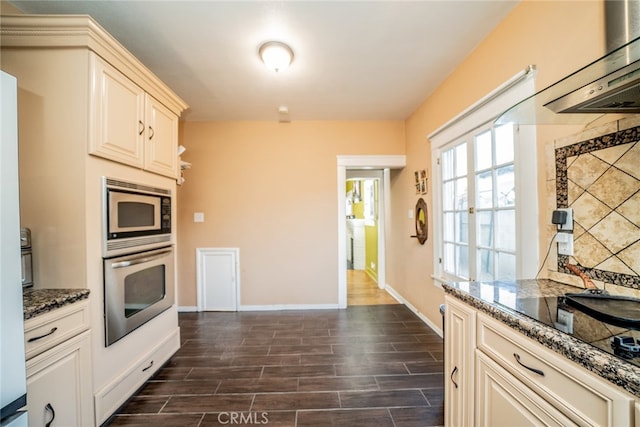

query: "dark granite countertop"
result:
(23, 288), (90, 320)
(443, 279), (640, 398)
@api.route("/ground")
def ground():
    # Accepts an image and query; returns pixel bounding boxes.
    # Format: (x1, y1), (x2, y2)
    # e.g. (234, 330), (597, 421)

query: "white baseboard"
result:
(384, 284), (444, 338)
(239, 303), (340, 311)
(177, 305), (198, 312)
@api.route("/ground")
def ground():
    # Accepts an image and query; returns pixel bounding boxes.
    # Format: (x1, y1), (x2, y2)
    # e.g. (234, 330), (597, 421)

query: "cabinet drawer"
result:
(94, 327), (180, 425)
(24, 300), (90, 360)
(475, 350), (578, 427)
(477, 313), (633, 427)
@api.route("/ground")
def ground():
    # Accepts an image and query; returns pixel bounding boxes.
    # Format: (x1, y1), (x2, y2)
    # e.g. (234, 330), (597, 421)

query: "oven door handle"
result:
(110, 249), (172, 269)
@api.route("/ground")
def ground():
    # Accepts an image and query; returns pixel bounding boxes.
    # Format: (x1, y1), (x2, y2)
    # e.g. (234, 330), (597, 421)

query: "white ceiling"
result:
(9, 1), (519, 122)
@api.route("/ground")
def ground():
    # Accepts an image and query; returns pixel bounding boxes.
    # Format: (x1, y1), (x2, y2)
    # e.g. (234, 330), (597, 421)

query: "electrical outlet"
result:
(555, 308), (574, 334)
(194, 212), (205, 223)
(557, 235), (574, 255)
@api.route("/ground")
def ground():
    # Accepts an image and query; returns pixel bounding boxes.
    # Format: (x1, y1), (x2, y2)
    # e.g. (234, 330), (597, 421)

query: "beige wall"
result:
(394, 0), (606, 326)
(177, 1), (616, 327)
(177, 121), (405, 307)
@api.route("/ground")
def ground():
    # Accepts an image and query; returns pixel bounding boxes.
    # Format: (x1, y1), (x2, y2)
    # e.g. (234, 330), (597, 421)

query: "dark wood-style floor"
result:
(105, 281), (444, 426)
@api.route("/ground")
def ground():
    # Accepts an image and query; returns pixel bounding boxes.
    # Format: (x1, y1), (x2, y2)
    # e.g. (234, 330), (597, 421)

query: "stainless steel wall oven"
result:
(103, 246), (175, 346)
(102, 177), (175, 347)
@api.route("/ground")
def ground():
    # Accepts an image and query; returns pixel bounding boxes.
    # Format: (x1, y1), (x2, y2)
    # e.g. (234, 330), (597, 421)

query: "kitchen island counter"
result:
(23, 288), (90, 320)
(444, 279), (640, 398)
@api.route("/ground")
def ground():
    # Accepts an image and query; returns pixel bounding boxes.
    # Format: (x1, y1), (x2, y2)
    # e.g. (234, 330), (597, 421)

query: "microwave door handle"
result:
(110, 249), (172, 269)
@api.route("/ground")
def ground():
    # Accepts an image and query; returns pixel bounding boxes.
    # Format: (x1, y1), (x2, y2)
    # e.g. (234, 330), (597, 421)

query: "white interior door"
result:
(196, 248), (239, 311)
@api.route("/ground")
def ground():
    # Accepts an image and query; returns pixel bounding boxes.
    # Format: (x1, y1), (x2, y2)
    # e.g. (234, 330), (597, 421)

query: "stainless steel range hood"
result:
(497, 0), (640, 125)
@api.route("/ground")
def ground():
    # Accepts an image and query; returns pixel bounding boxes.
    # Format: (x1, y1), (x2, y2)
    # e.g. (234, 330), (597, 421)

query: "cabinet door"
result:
(26, 331), (93, 427)
(475, 351), (577, 427)
(444, 296), (476, 427)
(143, 94), (178, 178)
(89, 54), (145, 168)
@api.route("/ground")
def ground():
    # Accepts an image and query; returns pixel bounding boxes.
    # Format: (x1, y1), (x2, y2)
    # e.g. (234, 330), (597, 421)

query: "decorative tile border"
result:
(555, 125), (640, 290)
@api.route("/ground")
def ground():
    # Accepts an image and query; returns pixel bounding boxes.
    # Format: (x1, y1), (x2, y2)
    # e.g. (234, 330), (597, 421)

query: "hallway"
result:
(105, 304), (444, 426)
(347, 270), (399, 306)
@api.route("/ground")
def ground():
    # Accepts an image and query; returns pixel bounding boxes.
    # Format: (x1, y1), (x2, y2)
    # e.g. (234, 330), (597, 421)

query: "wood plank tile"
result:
(296, 408), (395, 427)
(268, 344), (332, 355)
(298, 376), (378, 392)
(105, 305), (444, 427)
(339, 389), (428, 408)
(261, 364), (335, 378)
(138, 380), (220, 396)
(251, 392), (340, 411)
(117, 396), (168, 414)
(334, 361), (409, 376)
(217, 378), (299, 394)
(107, 414), (204, 426)
(186, 366), (263, 380)
(375, 373), (444, 390)
(389, 405), (445, 427)
(161, 394), (253, 413)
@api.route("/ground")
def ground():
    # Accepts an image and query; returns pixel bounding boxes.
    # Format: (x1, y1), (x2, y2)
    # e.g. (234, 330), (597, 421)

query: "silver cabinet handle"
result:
(28, 327), (58, 343)
(450, 365), (459, 389)
(514, 353), (545, 376)
(110, 249), (171, 269)
(148, 126), (154, 140)
(138, 120), (144, 135)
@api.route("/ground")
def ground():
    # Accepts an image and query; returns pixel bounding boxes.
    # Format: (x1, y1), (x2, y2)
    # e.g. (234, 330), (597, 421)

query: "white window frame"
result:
(429, 68), (539, 286)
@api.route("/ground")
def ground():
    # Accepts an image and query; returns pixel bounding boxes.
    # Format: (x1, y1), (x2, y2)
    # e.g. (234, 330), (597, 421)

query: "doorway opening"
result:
(345, 173), (395, 306)
(337, 155), (406, 308)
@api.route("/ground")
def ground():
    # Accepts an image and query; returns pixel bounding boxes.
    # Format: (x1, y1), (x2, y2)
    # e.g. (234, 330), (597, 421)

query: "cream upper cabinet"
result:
(143, 94), (179, 177)
(444, 296), (476, 427)
(89, 54), (178, 179)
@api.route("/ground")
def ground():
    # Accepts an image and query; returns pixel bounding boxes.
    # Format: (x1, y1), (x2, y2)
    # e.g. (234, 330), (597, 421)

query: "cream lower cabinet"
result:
(89, 53), (179, 179)
(26, 331), (93, 427)
(444, 296), (476, 427)
(25, 300), (93, 427)
(444, 294), (637, 427)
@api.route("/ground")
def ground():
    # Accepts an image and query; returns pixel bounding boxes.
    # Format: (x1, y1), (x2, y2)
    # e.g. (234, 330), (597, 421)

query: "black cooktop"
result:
(496, 294), (640, 368)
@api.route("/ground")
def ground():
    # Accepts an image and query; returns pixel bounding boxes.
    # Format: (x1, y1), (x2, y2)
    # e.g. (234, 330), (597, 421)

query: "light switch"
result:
(194, 212), (205, 223)
(408, 209), (414, 219)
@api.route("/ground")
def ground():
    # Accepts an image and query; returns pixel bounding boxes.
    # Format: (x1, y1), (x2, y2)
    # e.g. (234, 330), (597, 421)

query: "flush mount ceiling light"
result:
(259, 41), (294, 72)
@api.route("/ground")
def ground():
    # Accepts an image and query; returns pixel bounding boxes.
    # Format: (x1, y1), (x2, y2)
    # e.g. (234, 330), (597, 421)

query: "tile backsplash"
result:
(554, 122), (640, 290)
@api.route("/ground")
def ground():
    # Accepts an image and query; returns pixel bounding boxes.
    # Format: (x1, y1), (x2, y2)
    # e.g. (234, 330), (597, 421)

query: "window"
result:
(441, 124), (517, 281)
(429, 69), (538, 284)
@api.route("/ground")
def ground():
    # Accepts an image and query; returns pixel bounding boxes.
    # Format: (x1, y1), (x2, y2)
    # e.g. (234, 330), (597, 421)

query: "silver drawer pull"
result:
(28, 327), (58, 343)
(514, 353), (545, 376)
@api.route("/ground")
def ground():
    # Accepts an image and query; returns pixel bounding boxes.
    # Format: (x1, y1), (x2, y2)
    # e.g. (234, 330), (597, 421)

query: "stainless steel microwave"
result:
(103, 177), (172, 257)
